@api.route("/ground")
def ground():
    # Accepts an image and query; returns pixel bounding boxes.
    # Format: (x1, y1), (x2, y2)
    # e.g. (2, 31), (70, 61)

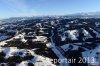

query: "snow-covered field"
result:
(65, 30), (79, 40)
(0, 18), (100, 66)
(0, 47), (56, 66)
(82, 44), (100, 66)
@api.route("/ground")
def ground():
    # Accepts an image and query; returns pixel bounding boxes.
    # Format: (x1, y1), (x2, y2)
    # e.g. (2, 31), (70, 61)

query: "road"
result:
(49, 30), (69, 66)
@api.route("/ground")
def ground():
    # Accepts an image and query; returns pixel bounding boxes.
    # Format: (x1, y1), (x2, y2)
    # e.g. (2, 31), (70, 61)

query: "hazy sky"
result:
(0, 0), (100, 18)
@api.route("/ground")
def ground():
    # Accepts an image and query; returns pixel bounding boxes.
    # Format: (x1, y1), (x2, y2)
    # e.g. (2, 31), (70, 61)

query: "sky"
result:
(0, 0), (100, 18)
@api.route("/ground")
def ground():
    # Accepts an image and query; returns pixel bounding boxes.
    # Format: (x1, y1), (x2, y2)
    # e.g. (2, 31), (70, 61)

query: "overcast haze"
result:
(0, 0), (100, 18)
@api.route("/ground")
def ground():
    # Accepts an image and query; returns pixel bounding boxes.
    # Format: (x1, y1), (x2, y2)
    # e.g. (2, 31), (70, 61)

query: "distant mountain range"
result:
(65, 12), (100, 18)
(1, 11), (100, 24)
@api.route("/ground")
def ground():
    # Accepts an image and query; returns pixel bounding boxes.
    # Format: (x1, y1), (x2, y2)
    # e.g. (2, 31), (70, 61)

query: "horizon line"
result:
(1, 11), (100, 20)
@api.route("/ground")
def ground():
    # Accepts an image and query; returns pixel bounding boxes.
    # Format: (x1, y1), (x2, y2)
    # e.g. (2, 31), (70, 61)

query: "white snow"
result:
(0, 33), (26, 46)
(0, 47), (56, 66)
(82, 29), (93, 40)
(34, 56), (56, 66)
(17, 61), (28, 66)
(59, 29), (79, 41)
(33, 36), (47, 43)
(14, 33), (27, 43)
(3, 47), (18, 58)
(66, 30), (79, 40)
(82, 45), (100, 66)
